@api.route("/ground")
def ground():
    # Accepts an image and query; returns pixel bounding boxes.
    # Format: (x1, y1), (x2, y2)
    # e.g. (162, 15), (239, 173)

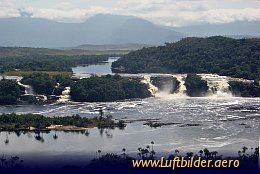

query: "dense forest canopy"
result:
(0, 113), (124, 130)
(0, 54), (108, 72)
(112, 36), (260, 80)
(70, 75), (151, 102)
(21, 73), (71, 95)
(229, 81), (260, 97)
(184, 74), (209, 97)
(0, 79), (20, 104)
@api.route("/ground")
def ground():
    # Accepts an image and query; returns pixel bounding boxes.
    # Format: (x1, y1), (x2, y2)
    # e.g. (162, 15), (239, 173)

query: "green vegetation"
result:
(112, 36), (260, 80)
(5, 70), (72, 77)
(229, 81), (260, 97)
(0, 113), (125, 131)
(0, 47), (125, 58)
(0, 54), (108, 72)
(70, 74), (151, 102)
(21, 72), (71, 95)
(184, 74), (209, 97)
(0, 80), (20, 104)
(21, 73), (56, 95)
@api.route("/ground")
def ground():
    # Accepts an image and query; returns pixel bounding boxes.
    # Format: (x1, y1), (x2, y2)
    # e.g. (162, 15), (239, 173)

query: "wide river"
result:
(0, 57), (259, 166)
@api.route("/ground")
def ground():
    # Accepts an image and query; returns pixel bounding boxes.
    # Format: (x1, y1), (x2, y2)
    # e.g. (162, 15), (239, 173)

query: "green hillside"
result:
(112, 36), (260, 80)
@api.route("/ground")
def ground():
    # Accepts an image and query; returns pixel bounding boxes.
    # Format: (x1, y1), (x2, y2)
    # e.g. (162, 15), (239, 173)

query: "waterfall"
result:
(199, 74), (233, 97)
(174, 74), (187, 96)
(57, 87), (71, 103)
(141, 75), (158, 96)
(17, 80), (35, 95)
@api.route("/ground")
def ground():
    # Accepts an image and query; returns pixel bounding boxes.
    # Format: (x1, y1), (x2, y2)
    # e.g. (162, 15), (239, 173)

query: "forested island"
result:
(0, 72), (259, 105)
(0, 54), (108, 72)
(21, 73), (71, 95)
(0, 113), (125, 131)
(0, 80), (20, 104)
(112, 36), (260, 81)
(70, 74), (151, 102)
(184, 74), (209, 97)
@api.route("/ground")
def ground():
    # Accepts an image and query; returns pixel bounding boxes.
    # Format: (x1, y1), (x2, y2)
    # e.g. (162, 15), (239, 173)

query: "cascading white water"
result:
(57, 87), (71, 103)
(17, 80), (35, 95)
(199, 74), (233, 97)
(174, 74), (187, 96)
(141, 75), (158, 96)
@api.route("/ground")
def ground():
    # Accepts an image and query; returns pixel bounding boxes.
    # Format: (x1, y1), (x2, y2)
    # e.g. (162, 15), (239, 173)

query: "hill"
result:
(0, 14), (185, 47)
(112, 36), (260, 80)
(172, 21), (260, 37)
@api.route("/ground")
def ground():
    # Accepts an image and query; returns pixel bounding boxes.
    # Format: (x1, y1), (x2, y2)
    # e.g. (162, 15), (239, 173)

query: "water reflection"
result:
(72, 57), (119, 78)
(0, 126), (124, 145)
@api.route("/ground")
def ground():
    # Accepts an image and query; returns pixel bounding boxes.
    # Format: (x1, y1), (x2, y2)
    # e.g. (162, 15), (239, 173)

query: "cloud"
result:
(0, 0), (259, 26)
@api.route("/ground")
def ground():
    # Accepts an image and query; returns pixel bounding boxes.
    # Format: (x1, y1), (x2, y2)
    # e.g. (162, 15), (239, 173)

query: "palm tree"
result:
(122, 148), (126, 158)
(199, 150), (203, 157)
(150, 150), (156, 159)
(151, 141), (154, 151)
(238, 150), (241, 157)
(251, 147), (253, 155)
(97, 150), (101, 158)
(212, 151), (218, 158)
(4, 132), (9, 144)
(242, 146), (248, 156)
(175, 149), (180, 156)
(137, 147), (142, 159)
(143, 149), (149, 158)
(186, 152), (193, 158)
(203, 148), (210, 158)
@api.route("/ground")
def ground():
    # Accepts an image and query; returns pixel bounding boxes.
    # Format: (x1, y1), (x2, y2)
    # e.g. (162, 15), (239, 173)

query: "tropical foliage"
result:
(0, 54), (108, 72)
(112, 36), (260, 80)
(0, 113), (125, 130)
(229, 81), (260, 97)
(21, 73), (56, 95)
(0, 80), (20, 104)
(21, 72), (71, 95)
(184, 74), (208, 97)
(70, 74), (151, 102)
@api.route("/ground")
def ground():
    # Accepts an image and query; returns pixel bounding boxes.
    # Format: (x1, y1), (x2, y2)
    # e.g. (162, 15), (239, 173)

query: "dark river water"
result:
(0, 57), (259, 166)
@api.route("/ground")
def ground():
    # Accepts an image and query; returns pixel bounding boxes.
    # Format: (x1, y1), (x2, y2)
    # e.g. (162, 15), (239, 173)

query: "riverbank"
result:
(0, 113), (125, 132)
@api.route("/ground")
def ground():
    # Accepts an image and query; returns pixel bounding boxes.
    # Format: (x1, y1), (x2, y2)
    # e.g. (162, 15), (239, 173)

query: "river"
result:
(0, 57), (259, 167)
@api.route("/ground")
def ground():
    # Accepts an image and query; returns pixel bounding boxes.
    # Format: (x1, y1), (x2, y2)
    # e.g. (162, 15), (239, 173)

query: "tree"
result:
(112, 36), (260, 81)
(203, 148), (210, 158)
(199, 150), (203, 157)
(0, 80), (20, 104)
(242, 146), (248, 156)
(122, 148), (126, 158)
(184, 74), (208, 97)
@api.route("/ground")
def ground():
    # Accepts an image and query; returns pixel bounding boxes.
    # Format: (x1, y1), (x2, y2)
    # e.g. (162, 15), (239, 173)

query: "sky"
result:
(0, 0), (260, 26)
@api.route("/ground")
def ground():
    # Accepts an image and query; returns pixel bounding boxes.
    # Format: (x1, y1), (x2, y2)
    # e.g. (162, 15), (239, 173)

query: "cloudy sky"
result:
(0, 0), (260, 26)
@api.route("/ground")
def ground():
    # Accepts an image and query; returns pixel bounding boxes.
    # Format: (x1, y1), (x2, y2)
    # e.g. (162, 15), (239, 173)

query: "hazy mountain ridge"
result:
(70, 43), (154, 51)
(0, 14), (259, 48)
(172, 21), (260, 37)
(0, 14), (185, 48)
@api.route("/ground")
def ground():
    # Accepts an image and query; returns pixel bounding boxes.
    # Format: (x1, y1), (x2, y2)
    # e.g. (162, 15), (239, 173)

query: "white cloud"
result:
(0, 0), (259, 26)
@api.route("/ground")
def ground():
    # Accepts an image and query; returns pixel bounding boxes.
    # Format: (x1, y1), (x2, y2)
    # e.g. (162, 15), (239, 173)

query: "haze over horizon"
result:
(0, 0), (260, 27)
(0, 0), (260, 47)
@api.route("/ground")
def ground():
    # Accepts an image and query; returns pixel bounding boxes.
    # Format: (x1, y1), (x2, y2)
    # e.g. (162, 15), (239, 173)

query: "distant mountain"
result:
(0, 14), (185, 48)
(172, 21), (260, 37)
